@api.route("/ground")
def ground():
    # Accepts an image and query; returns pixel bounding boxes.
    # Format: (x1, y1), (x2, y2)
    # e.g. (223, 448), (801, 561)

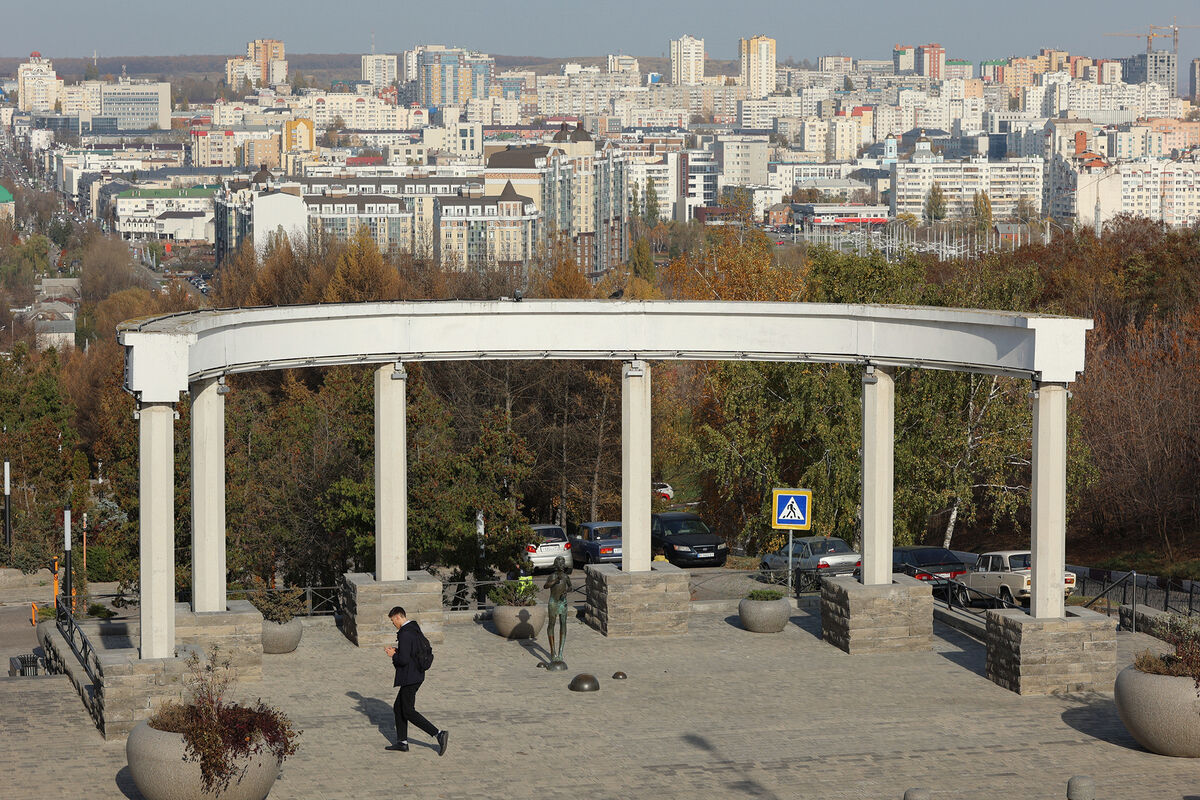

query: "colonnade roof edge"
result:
(118, 300), (1094, 403)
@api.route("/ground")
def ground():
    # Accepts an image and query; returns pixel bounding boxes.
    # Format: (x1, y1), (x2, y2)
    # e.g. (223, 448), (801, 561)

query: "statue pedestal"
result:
(583, 562), (688, 637)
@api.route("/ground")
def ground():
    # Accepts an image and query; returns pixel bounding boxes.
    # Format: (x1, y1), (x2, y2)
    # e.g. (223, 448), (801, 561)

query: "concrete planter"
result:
(492, 604), (546, 640)
(738, 597), (791, 633)
(126, 719), (280, 800)
(1114, 665), (1200, 757)
(261, 618), (303, 654)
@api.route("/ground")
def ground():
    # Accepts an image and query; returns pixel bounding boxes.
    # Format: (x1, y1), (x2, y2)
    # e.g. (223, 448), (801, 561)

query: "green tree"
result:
(644, 179), (660, 226)
(630, 238), (654, 282)
(971, 190), (993, 234)
(923, 182), (947, 223)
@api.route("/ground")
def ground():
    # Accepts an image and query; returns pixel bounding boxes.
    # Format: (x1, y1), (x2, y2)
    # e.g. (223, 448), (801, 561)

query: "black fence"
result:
(1067, 565), (1200, 617)
(55, 595), (101, 685)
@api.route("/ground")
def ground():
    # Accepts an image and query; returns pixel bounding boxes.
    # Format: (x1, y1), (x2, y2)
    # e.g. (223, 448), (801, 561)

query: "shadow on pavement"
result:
(346, 690), (395, 743)
(1060, 694), (1142, 751)
(790, 609), (823, 640)
(934, 627), (987, 677)
(519, 639), (553, 666)
(681, 732), (780, 799)
(115, 765), (143, 799)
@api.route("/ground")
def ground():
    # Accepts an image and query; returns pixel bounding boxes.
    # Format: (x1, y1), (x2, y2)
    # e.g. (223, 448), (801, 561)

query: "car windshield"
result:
(537, 528), (566, 542)
(1008, 553), (1032, 569)
(662, 518), (711, 536)
(809, 538), (852, 554)
(911, 548), (958, 566)
(592, 526), (621, 541)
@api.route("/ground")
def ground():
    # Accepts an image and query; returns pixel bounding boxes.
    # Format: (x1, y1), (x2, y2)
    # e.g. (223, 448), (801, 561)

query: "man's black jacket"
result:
(392, 620), (427, 687)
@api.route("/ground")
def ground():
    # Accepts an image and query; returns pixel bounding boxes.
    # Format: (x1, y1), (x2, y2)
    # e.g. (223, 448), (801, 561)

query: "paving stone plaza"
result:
(2, 604), (1197, 800)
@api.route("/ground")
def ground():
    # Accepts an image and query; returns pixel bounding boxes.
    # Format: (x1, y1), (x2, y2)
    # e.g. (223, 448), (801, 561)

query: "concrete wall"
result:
(340, 571), (444, 646)
(985, 606), (1117, 695)
(821, 574), (934, 654)
(582, 562), (689, 637)
(174, 599), (263, 681)
(1118, 603), (1170, 635)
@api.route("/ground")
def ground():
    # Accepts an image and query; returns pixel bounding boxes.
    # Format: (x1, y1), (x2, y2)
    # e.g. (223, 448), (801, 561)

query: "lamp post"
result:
(62, 508), (71, 612)
(3, 461), (10, 560)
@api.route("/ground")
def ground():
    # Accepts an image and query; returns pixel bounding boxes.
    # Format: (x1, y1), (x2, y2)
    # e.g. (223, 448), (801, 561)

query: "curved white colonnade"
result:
(119, 300), (1092, 659)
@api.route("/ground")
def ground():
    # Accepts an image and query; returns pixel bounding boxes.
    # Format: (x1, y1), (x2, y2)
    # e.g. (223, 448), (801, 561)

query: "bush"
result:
(487, 580), (539, 607)
(746, 589), (784, 601)
(35, 603), (56, 622)
(87, 602), (115, 619)
(1135, 614), (1200, 687)
(149, 646), (300, 794)
(85, 544), (121, 582)
(248, 586), (305, 624)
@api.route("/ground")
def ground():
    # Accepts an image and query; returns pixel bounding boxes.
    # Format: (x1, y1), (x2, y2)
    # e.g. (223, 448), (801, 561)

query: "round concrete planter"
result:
(738, 597), (791, 633)
(126, 719), (280, 800)
(261, 618), (303, 654)
(1114, 664), (1200, 757)
(492, 604), (546, 640)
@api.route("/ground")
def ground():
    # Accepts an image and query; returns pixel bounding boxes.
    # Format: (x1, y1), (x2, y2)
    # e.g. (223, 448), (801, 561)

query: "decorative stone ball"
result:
(611, 671), (627, 680)
(568, 673), (600, 692)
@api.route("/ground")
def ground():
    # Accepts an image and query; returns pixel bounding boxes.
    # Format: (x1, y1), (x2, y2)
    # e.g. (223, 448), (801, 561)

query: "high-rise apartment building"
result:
(892, 45), (915, 75)
(1192, 58), (1200, 102)
(739, 35), (776, 100)
(1119, 50), (1176, 90)
(226, 39), (287, 88)
(671, 35), (705, 86)
(418, 47), (495, 108)
(362, 54), (398, 91)
(17, 52), (63, 113)
(917, 43), (946, 80)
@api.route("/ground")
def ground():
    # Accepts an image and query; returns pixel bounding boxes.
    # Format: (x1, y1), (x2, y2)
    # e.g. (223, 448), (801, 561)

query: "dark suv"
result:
(651, 512), (728, 567)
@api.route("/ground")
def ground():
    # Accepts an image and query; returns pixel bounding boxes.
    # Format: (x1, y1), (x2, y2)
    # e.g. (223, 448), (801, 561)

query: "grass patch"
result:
(1095, 552), (1200, 581)
(724, 555), (760, 570)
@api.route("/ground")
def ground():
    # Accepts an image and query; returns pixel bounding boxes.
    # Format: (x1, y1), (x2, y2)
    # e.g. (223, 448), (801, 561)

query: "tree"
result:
(322, 227), (399, 302)
(923, 182), (947, 223)
(971, 190), (993, 234)
(1014, 195), (1038, 224)
(644, 179), (660, 226)
(630, 238), (654, 282)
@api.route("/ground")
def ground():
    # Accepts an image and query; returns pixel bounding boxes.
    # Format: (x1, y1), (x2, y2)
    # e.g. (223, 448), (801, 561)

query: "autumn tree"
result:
(323, 227), (400, 302)
(923, 182), (947, 223)
(971, 190), (993, 234)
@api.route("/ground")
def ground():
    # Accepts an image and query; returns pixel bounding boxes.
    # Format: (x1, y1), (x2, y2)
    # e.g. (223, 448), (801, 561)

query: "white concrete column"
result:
(860, 366), (895, 586)
(621, 360), (652, 573)
(190, 378), (225, 613)
(138, 402), (176, 659)
(375, 363), (407, 582)
(1030, 382), (1068, 619)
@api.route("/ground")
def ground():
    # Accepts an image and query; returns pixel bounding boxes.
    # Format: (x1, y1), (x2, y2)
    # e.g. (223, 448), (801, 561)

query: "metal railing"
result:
(1069, 566), (1200, 618)
(55, 594), (102, 686)
(903, 565), (1028, 615)
(224, 586), (341, 616)
(439, 575), (587, 611)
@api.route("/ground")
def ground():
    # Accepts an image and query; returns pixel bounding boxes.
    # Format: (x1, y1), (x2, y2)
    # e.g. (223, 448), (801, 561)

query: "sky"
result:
(3, 0), (1199, 83)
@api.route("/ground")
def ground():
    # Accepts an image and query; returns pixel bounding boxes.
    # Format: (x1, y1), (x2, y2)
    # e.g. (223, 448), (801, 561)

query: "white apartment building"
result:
(1049, 155), (1200, 229)
(301, 93), (408, 129)
(890, 142), (1044, 220)
(607, 54), (640, 75)
(114, 186), (218, 240)
(627, 153), (680, 221)
(671, 35), (705, 86)
(739, 96), (805, 129)
(1106, 125), (1166, 161)
(465, 97), (519, 126)
(17, 53), (63, 113)
(740, 35), (776, 100)
(361, 54), (398, 92)
(817, 56), (854, 74)
(715, 134), (769, 188)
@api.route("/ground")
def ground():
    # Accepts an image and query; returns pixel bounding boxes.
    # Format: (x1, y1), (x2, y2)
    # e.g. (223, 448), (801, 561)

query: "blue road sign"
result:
(771, 488), (812, 530)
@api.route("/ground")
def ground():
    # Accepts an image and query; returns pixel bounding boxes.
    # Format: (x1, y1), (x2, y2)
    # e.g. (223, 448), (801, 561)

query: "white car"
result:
(525, 524), (572, 573)
(653, 482), (674, 500)
(955, 550), (1076, 607)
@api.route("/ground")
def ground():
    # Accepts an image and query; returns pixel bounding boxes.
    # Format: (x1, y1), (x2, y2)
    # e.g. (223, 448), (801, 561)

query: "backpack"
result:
(415, 629), (434, 672)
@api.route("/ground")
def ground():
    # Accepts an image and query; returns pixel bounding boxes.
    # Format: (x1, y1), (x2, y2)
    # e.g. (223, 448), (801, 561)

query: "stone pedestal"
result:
(986, 606), (1117, 695)
(174, 600), (263, 681)
(821, 574), (933, 654)
(340, 571), (444, 646)
(583, 562), (688, 637)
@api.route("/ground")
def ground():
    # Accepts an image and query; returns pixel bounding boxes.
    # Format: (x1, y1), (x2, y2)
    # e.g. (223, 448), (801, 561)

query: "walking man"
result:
(383, 606), (448, 755)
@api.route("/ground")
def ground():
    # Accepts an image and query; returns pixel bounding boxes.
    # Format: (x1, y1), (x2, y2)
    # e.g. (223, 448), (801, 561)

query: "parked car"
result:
(526, 524), (572, 573)
(570, 521), (622, 567)
(761, 536), (860, 589)
(955, 550), (1077, 608)
(892, 546), (970, 593)
(653, 482), (675, 500)
(650, 512), (728, 567)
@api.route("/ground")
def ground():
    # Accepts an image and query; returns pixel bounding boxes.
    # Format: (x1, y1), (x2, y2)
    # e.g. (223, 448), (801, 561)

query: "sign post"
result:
(771, 489), (813, 594)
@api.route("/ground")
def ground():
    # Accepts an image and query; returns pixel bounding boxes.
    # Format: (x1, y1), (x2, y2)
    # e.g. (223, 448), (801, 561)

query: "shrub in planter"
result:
(249, 586), (306, 654)
(739, 589), (790, 633)
(487, 580), (545, 639)
(131, 646), (301, 799)
(1115, 614), (1200, 757)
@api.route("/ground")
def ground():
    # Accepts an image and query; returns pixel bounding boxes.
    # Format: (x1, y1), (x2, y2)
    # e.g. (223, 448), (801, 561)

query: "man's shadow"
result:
(346, 690), (394, 742)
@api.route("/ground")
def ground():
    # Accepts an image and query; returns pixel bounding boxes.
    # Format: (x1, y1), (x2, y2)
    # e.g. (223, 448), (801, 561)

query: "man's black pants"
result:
(394, 682), (438, 742)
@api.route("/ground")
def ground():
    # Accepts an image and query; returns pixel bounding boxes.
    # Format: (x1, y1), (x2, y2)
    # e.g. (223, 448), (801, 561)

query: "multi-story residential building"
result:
(435, 182), (540, 268)
(1191, 58), (1200, 103)
(213, 177), (308, 265)
(59, 77), (170, 130)
(226, 39), (287, 88)
(739, 96), (805, 129)
(681, 148), (719, 220)
(715, 135), (769, 188)
(17, 52), (63, 113)
(890, 138), (1043, 219)
(1052, 155), (1200, 229)
(607, 54), (639, 75)
(1105, 125), (1166, 161)
(818, 56), (854, 74)
(418, 47), (495, 108)
(740, 35), (776, 100)
(300, 93), (410, 129)
(944, 60), (974, 80)
(361, 54), (398, 92)
(1119, 50), (1176, 89)
(283, 118), (316, 153)
(917, 44), (946, 81)
(893, 46), (916, 75)
(113, 185), (218, 241)
(671, 35), (705, 86)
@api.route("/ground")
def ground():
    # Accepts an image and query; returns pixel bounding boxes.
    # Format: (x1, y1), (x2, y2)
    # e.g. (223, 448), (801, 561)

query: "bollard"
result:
(903, 790), (931, 800)
(1066, 775), (1094, 800)
(30, 602), (35, 627)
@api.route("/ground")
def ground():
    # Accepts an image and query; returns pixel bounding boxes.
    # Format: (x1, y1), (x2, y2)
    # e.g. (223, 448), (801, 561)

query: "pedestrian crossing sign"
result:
(771, 488), (812, 530)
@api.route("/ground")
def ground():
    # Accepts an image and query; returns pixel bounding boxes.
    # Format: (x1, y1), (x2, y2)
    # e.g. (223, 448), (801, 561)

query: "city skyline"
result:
(3, 0), (1199, 78)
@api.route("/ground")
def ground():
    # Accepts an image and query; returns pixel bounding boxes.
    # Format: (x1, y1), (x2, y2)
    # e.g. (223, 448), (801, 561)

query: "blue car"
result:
(570, 522), (623, 567)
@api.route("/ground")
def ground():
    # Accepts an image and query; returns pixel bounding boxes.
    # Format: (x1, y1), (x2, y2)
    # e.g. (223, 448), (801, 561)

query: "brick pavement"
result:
(0, 609), (1196, 799)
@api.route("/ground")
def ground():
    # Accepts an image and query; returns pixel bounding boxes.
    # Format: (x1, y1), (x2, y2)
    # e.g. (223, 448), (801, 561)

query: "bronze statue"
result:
(543, 556), (572, 670)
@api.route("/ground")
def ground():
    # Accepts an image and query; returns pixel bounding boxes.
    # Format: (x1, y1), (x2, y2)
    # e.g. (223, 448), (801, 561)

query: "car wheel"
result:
(999, 586), (1015, 607)
(953, 585), (971, 608)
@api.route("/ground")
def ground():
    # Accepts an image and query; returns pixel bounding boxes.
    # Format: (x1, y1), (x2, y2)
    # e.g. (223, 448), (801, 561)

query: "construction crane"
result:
(1104, 29), (1172, 54)
(1150, 19), (1200, 54)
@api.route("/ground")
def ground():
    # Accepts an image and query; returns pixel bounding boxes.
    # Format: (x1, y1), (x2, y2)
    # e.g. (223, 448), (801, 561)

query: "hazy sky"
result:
(4, 0), (1199, 73)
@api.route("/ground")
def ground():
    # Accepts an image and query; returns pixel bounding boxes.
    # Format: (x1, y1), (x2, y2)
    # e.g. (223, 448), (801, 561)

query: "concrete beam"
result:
(138, 402), (175, 660)
(1030, 382), (1067, 619)
(860, 366), (895, 586)
(190, 378), (225, 613)
(375, 363), (407, 582)
(622, 360), (651, 573)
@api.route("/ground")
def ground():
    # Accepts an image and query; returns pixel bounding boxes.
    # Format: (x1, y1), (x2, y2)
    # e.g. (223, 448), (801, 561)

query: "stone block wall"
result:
(821, 574), (933, 654)
(986, 606), (1117, 695)
(1118, 603), (1169, 635)
(582, 562), (689, 637)
(174, 599), (263, 682)
(340, 571), (444, 646)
